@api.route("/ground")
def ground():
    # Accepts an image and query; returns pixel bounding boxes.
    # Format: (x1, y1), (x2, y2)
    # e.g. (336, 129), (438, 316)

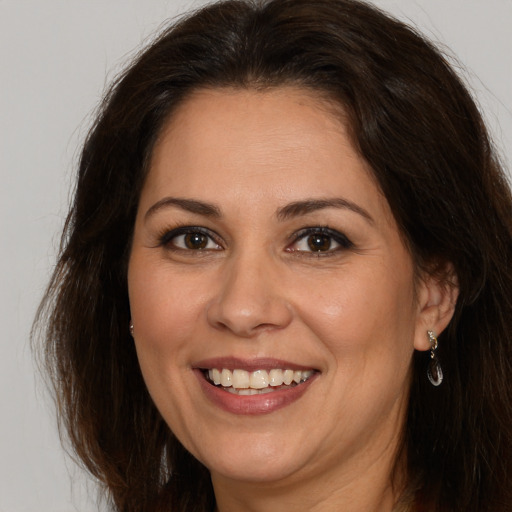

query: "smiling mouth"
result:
(203, 368), (316, 395)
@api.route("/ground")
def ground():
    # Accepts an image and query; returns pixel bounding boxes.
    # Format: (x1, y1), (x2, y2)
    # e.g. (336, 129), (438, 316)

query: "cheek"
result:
(128, 257), (209, 369)
(294, 263), (418, 363)
(127, 260), (208, 429)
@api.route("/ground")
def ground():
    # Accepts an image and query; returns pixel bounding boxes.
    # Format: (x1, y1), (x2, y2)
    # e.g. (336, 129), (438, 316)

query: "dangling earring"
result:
(427, 330), (443, 386)
(129, 321), (134, 337)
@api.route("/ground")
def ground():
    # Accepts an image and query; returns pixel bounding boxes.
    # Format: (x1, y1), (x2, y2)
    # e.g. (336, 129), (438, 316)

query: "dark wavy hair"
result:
(35, 0), (512, 510)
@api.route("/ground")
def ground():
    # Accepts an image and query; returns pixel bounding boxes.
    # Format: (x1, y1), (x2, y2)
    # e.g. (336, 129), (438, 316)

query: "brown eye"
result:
(161, 228), (222, 251)
(307, 234), (332, 252)
(287, 227), (353, 255)
(184, 232), (208, 249)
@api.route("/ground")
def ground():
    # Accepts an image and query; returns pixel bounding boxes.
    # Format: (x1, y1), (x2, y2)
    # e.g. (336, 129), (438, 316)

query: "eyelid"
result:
(287, 226), (354, 253)
(158, 225), (223, 250)
(155, 224), (352, 254)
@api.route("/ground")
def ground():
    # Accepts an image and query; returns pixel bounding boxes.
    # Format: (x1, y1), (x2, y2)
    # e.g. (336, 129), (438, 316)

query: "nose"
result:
(206, 253), (293, 338)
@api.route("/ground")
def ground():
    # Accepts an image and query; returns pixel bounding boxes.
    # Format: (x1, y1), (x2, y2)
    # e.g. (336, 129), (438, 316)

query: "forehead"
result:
(144, 87), (381, 206)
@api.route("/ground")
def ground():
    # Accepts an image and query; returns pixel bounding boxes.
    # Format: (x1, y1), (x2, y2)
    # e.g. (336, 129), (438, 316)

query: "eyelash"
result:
(158, 226), (222, 252)
(287, 227), (354, 256)
(157, 225), (354, 255)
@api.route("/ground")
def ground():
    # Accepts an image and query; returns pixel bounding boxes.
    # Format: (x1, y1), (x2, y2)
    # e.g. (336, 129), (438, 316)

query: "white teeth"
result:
(249, 369), (269, 389)
(283, 369), (294, 385)
(220, 368), (232, 387)
(268, 369), (284, 386)
(206, 367), (315, 392)
(237, 388), (258, 395)
(232, 369), (250, 389)
(302, 370), (314, 380)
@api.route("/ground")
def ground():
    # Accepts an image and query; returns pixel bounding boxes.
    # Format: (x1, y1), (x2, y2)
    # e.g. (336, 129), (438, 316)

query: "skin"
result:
(128, 88), (457, 512)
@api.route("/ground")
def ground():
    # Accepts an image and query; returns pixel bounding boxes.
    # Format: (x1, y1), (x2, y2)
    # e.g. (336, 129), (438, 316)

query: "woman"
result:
(36, 0), (512, 510)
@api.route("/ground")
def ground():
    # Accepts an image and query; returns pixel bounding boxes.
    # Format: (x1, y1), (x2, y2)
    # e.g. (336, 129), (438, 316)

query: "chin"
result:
(210, 458), (305, 484)
(194, 435), (311, 484)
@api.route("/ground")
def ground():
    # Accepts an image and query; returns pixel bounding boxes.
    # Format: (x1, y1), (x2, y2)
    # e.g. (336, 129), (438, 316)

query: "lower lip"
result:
(194, 370), (317, 415)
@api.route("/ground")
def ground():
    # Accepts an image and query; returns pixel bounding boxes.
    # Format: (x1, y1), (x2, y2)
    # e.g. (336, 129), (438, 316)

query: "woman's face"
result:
(128, 88), (438, 488)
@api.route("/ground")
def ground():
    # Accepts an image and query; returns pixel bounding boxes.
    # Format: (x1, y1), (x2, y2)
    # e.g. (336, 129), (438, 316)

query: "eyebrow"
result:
(144, 197), (221, 221)
(276, 198), (374, 224)
(144, 196), (373, 224)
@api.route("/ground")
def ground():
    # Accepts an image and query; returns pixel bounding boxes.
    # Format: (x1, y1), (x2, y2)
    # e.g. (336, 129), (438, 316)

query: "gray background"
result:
(1, 1), (511, 510)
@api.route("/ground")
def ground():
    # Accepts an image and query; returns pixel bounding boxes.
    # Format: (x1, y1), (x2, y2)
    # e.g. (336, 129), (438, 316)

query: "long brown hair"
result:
(35, 1), (512, 510)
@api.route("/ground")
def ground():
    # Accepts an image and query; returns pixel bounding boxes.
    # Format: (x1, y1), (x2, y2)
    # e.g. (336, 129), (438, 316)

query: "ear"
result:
(413, 264), (459, 351)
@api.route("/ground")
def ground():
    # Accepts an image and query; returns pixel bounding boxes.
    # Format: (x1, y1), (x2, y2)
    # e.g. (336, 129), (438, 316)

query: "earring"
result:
(129, 321), (134, 337)
(427, 330), (443, 386)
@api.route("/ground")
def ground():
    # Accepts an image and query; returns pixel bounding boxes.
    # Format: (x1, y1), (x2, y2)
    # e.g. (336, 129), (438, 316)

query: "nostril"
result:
(206, 300), (291, 338)
(205, 261), (293, 337)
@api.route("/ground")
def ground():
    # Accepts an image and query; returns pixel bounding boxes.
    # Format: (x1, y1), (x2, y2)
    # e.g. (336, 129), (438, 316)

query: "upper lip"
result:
(193, 357), (318, 372)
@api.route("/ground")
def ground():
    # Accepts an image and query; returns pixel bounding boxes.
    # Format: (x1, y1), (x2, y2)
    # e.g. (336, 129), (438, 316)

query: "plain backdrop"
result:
(1, 1), (511, 510)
